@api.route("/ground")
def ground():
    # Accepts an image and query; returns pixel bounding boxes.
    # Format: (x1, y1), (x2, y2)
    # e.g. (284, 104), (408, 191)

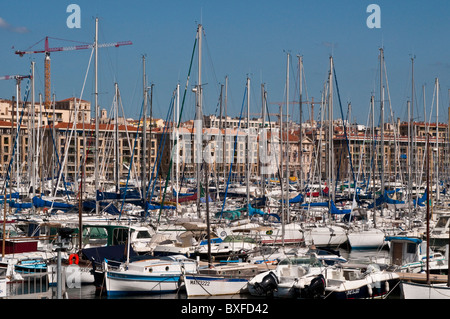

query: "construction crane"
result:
(15, 36), (132, 108)
(0, 74), (32, 105)
(0, 75), (31, 81)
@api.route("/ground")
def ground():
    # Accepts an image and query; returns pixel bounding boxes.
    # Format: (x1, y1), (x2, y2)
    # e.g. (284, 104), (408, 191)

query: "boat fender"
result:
(69, 254), (79, 265)
(367, 284), (373, 297)
(385, 280), (389, 293)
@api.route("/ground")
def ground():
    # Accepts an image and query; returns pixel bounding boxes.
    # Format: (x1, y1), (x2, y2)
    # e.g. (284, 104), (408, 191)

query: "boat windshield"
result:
(435, 216), (449, 228)
(222, 235), (256, 244)
(278, 256), (322, 267)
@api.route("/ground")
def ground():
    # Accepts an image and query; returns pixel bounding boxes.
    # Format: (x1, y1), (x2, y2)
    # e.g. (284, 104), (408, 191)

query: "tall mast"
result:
(31, 62), (36, 206)
(16, 78), (20, 194)
(426, 132), (430, 285)
(246, 76), (250, 207)
(115, 82), (120, 193)
(285, 53), (290, 223)
(298, 55), (303, 193)
(379, 48), (385, 216)
(371, 95), (377, 227)
(328, 56), (334, 204)
(261, 83), (266, 197)
(94, 17), (99, 215)
(407, 100), (412, 213)
(142, 55), (147, 205)
(224, 76), (228, 184)
(176, 83), (180, 206)
(435, 78), (440, 202)
(195, 24), (203, 218)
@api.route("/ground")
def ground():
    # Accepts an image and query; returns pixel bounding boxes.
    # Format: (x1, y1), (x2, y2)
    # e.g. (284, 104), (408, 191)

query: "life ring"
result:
(69, 254), (79, 265)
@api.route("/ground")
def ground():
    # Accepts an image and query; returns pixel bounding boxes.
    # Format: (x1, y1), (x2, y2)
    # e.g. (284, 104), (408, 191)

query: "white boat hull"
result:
(183, 274), (249, 296)
(347, 228), (386, 249)
(303, 226), (348, 247)
(401, 281), (450, 299)
(105, 270), (181, 295)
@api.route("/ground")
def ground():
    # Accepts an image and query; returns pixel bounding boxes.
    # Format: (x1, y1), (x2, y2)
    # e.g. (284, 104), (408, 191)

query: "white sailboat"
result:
(104, 254), (198, 296)
(401, 281), (450, 299)
(183, 47), (262, 297)
(400, 126), (450, 299)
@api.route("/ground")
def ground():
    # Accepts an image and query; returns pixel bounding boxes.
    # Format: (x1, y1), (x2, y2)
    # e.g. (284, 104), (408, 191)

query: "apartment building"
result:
(0, 97), (91, 127)
(333, 120), (448, 184)
(41, 122), (158, 184)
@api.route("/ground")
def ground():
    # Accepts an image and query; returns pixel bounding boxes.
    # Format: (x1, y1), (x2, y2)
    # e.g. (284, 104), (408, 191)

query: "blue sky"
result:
(0, 0), (449, 126)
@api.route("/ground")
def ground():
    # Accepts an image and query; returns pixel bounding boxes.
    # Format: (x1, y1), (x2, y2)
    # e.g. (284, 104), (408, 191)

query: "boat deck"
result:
(396, 272), (450, 284)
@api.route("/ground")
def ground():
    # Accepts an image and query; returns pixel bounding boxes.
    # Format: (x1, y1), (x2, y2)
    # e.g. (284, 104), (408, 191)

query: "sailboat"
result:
(183, 41), (263, 296)
(400, 125), (450, 299)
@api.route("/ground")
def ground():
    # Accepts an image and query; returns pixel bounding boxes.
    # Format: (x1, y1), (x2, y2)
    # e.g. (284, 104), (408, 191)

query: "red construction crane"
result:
(15, 36), (132, 108)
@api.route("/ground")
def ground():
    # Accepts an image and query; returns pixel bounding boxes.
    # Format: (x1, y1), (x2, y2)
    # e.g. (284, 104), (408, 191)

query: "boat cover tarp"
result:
(97, 189), (141, 201)
(8, 201), (33, 209)
(330, 201), (351, 215)
(279, 193), (304, 204)
(413, 189), (427, 207)
(82, 200), (121, 215)
(368, 189), (427, 209)
(145, 202), (176, 210)
(301, 201), (329, 207)
(247, 204), (265, 217)
(0, 192), (20, 200)
(301, 200), (351, 214)
(81, 244), (137, 264)
(32, 196), (75, 209)
(384, 236), (422, 244)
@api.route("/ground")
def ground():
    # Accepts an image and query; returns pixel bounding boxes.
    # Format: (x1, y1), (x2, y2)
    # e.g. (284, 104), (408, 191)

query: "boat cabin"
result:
(386, 236), (424, 266)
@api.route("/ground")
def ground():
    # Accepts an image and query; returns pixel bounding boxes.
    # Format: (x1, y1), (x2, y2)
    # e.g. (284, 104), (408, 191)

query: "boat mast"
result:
(261, 83), (266, 198)
(328, 56), (334, 206)
(205, 157), (212, 268)
(379, 48), (385, 216)
(426, 132), (430, 285)
(224, 76), (228, 187)
(371, 95), (377, 227)
(195, 24), (203, 219)
(246, 76), (251, 208)
(142, 55), (148, 206)
(31, 61), (36, 210)
(285, 53), (290, 223)
(407, 100), (412, 214)
(94, 17), (99, 215)
(298, 55), (303, 193)
(435, 78), (440, 203)
(176, 83), (180, 206)
(16, 77), (20, 195)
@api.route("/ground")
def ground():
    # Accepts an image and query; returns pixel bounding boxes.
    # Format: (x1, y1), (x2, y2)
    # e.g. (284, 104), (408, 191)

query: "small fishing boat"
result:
(104, 255), (198, 296)
(182, 262), (260, 297)
(247, 253), (327, 298)
(320, 263), (399, 299)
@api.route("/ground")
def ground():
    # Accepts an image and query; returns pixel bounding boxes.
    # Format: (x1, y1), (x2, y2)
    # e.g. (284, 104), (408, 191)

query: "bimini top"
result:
(384, 236), (422, 244)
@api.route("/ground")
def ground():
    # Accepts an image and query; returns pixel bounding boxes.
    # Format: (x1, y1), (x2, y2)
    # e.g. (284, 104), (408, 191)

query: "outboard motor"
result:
(302, 274), (326, 299)
(254, 271), (279, 296)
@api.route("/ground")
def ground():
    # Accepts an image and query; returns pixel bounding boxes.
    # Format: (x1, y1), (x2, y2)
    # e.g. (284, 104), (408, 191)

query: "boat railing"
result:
(0, 269), (54, 299)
